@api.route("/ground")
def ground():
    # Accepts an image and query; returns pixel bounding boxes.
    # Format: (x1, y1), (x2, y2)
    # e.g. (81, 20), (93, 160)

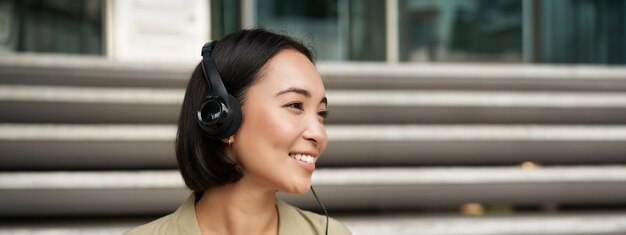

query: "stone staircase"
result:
(1, 55), (626, 234)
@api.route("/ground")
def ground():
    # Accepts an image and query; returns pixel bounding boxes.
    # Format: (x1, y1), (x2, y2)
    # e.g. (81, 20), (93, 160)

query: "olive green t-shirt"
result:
(124, 194), (351, 235)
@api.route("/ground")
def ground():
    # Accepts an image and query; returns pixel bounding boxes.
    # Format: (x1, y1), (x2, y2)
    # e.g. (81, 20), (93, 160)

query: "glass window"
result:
(256, 0), (346, 61)
(0, 0), (104, 55)
(255, 0), (386, 61)
(210, 0), (240, 39)
(399, 0), (522, 62)
(348, 0), (386, 61)
(539, 0), (626, 64)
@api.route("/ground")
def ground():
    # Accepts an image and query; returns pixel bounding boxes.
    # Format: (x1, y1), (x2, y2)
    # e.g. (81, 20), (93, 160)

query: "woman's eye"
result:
(318, 110), (329, 119)
(286, 102), (304, 110)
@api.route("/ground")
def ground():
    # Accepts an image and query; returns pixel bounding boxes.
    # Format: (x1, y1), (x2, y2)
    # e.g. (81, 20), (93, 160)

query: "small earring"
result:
(228, 137), (233, 146)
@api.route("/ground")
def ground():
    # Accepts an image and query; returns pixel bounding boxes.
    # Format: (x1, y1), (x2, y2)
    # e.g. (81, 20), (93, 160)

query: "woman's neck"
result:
(195, 180), (279, 235)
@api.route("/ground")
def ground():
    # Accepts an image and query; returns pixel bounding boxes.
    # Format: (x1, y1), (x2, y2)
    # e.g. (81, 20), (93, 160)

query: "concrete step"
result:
(3, 54), (626, 91)
(0, 85), (183, 124)
(0, 54), (189, 88)
(1, 124), (625, 169)
(1, 166), (625, 216)
(0, 218), (137, 235)
(328, 90), (626, 124)
(338, 212), (626, 235)
(2, 212), (626, 235)
(321, 62), (626, 91)
(3, 85), (626, 124)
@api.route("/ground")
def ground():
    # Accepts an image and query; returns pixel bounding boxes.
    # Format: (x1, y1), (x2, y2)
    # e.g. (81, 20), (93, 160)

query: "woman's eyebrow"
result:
(276, 87), (327, 104)
(276, 87), (310, 97)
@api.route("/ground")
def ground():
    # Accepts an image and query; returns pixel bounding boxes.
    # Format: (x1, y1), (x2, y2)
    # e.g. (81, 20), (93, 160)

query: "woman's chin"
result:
(282, 181), (312, 195)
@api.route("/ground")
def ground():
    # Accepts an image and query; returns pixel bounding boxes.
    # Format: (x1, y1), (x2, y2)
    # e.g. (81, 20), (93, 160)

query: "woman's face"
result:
(231, 48), (327, 194)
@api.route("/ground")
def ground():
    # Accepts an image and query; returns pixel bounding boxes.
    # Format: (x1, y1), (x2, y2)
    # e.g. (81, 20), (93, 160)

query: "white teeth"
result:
(289, 153), (316, 164)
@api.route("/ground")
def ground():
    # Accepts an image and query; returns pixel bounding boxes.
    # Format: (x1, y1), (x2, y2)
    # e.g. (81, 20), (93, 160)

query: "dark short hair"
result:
(176, 29), (315, 192)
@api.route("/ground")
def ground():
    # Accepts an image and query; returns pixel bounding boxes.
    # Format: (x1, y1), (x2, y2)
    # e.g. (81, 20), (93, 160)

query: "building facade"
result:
(2, 0), (625, 65)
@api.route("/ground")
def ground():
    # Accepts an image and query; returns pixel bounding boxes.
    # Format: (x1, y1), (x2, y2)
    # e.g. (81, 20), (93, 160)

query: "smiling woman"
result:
(124, 29), (351, 235)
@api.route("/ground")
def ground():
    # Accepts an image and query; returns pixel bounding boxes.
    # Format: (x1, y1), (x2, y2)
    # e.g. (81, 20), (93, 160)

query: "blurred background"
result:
(1, 0), (626, 234)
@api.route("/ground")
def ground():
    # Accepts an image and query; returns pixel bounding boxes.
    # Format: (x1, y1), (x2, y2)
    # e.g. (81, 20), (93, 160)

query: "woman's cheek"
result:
(262, 110), (299, 140)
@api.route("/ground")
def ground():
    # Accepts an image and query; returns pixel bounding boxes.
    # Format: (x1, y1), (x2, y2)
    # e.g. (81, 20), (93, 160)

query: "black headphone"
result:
(197, 41), (242, 140)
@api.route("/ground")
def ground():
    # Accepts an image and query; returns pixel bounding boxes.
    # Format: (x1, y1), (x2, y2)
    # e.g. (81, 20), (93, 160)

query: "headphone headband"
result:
(201, 41), (229, 100)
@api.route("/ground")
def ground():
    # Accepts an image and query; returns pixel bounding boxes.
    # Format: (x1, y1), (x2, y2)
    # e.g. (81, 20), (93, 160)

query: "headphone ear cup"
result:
(196, 95), (241, 140)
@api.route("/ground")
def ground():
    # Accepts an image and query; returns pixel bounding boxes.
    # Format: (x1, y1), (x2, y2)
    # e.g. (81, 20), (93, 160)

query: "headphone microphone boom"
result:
(311, 186), (329, 235)
(197, 41), (242, 140)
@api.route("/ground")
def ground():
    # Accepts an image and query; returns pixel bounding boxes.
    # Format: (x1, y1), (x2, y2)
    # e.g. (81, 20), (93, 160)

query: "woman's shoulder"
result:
(277, 200), (352, 235)
(124, 194), (201, 235)
(124, 213), (177, 235)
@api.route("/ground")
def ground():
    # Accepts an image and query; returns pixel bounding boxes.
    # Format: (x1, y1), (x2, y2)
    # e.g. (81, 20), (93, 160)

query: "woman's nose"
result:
(302, 116), (327, 146)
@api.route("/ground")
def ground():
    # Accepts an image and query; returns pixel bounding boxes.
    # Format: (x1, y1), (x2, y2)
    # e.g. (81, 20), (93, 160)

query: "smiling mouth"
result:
(288, 153), (317, 164)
